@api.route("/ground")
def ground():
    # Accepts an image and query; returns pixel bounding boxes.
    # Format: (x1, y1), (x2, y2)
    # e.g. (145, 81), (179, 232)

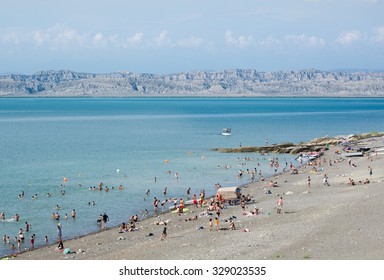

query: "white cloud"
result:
(1, 25), (209, 52)
(176, 36), (203, 48)
(154, 30), (172, 47)
(152, 31), (203, 49)
(29, 24), (88, 50)
(372, 26), (384, 42)
(285, 34), (325, 47)
(130, 33), (144, 44)
(259, 36), (283, 47)
(92, 32), (104, 44)
(1, 24), (145, 51)
(51, 27), (83, 49)
(336, 31), (361, 45)
(225, 30), (254, 47)
(1, 31), (22, 46)
(32, 31), (46, 47)
(122, 33), (143, 48)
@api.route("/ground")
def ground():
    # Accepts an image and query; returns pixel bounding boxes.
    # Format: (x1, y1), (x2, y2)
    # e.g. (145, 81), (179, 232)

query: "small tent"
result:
(216, 187), (241, 201)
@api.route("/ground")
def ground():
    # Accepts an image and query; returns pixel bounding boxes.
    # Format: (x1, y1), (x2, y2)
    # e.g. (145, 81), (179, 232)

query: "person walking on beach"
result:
(323, 174), (330, 186)
(215, 217), (219, 231)
(368, 166), (372, 177)
(277, 197), (283, 214)
(178, 198), (184, 215)
(160, 223), (167, 241)
(193, 194), (198, 208)
(307, 176), (311, 193)
(209, 218), (213, 231)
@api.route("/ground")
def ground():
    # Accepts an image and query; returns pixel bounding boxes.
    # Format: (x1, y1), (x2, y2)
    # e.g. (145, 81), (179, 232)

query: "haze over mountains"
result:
(0, 69), (383, 97)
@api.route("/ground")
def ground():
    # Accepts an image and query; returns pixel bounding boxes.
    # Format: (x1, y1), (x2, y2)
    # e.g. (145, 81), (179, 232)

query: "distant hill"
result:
(0, 69), (383, 97)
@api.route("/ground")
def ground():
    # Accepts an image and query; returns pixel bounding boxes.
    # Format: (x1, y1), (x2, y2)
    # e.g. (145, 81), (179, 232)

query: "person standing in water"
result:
(102, 213), (109, 229)
(71, 209), (76, 218)
(57, 223), (62, 241)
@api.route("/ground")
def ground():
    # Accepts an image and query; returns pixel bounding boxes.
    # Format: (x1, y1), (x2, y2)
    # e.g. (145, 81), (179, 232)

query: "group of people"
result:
(5, 143), (378, 257)
(118, 214), (139, 233)
(96, 213), (110, 229)
(1, 218), (36, 254)
(88, 183), (124, 192)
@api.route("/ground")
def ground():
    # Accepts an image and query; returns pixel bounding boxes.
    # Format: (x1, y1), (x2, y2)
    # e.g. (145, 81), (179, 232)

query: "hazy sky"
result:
(1, 0), (383, 74)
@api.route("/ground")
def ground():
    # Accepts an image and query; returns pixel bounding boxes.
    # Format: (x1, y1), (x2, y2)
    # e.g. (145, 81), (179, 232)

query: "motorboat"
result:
(341, 152), (363, 157)
(222, 128), (231, 136)
(295, 152), (320, 162)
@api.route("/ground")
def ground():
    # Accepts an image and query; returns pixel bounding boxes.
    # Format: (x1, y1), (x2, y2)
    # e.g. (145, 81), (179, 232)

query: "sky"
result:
(0, 0), (383, 74)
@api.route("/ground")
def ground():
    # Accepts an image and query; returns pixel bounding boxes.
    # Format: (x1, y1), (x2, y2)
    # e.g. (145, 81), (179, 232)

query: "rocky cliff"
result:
(1, 69), (383, 97)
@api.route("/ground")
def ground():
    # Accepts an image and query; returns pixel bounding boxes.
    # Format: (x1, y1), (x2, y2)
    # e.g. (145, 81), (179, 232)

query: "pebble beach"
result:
(10, 136), (384, 260)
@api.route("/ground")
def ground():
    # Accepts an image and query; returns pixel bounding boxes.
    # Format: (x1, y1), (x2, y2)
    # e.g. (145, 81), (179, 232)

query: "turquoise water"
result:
(0, 97), (383, 257)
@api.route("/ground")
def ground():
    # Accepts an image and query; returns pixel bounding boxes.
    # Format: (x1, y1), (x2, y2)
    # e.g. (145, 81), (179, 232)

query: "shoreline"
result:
(2, 96), (384, 99)
(7, 135), (384, 260)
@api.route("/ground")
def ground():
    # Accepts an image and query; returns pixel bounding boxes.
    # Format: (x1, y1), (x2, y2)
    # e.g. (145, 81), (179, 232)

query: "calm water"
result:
(0, 97), (383, 257)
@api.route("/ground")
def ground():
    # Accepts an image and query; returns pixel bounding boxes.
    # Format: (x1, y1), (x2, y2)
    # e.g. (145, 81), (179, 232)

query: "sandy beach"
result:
(10, 136), (384, 260)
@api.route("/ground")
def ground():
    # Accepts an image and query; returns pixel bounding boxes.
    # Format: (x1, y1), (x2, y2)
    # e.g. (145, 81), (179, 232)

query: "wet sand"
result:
(11, 138), (384, 260)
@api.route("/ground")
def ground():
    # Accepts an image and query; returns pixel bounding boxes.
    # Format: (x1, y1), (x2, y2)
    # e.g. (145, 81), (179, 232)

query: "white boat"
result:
(222, 128), (231, 136)
(342, 152), (363, 157)
(295, 152), (320, 162)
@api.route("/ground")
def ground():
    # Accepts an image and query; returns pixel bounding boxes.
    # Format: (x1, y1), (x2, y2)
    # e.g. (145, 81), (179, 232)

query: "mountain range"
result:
(0, 69), (383, 97)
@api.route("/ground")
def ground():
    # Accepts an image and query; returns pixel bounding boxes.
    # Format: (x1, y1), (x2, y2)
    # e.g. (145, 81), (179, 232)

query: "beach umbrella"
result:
(63, 248), (71, 254)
